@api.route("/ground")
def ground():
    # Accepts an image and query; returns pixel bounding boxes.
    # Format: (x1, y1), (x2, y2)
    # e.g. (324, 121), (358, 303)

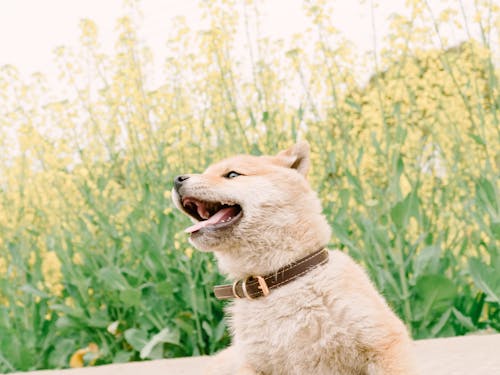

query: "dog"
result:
(172, 142), (416, 374)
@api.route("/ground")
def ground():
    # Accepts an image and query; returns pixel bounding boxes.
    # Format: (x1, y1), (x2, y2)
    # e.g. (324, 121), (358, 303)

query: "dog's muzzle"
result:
(174, 175), (190, 193)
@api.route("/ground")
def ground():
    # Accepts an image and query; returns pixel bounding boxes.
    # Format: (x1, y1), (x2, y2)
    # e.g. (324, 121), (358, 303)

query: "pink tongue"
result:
(185, 207), (239, 233)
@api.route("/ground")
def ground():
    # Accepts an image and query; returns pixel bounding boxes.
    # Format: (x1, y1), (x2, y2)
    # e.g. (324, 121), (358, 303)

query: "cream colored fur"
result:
(173, 142), (416, 375)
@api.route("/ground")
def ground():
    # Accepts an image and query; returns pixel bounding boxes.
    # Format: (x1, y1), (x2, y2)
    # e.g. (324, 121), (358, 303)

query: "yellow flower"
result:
(72, 252), (83, 265)
(0, 257), (6, 276)
(185, 247), (194, 259)
(69, 343), (99, 368)
(41, 252), (63, 296)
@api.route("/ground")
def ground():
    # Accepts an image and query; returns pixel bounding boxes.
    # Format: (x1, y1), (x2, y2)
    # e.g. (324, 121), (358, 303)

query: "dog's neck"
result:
(214, 213), (331, 280)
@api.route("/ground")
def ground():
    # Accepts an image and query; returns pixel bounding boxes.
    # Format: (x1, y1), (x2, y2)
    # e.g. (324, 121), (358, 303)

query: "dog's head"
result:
(172, 142), (331, 276)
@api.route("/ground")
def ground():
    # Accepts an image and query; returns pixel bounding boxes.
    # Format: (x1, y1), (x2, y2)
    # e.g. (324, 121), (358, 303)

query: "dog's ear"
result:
(276, 141), (310, 176)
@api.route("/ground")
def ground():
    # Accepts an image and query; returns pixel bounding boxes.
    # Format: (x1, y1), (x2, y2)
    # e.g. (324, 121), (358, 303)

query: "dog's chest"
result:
(227, 265), (367, 374)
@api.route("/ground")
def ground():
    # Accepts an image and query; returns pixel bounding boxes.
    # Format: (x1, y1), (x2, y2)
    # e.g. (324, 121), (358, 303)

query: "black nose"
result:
(174, 175), (190, 192)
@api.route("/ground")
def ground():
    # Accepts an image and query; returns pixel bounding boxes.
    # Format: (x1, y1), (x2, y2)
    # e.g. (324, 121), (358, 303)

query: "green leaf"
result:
(391, 191), (419, 229)
(147, 344), (164, 360)
(414, 245), (441, 279)
(213, 320), (227, 343)
(120, 289), (141, 307)
(86, 310), (109, 328)
(48, 338), (76, 368)
(392, 101), (401, 117)
(345, 169), (362, 195)
(467, 133), (486, 146)
(476, 177), (499, 215)
(124, 328), (148, 351)
(174, 316), (195, 336)
(451, 308), (476, 330)
(415, 275), (457, 318)
(468, 258), (500, 303)
(430, 308), (452, 336)
(0, 307), (9, 328)
(54, 316), (79, 330)
(140, 328), (180, 359)
(395, 154), (404, 177)
(113, 351), (132, 363)
(202, 321), (212, 338)
(97, 267), (129, 291)
(491, 220), (500, 240)
(20, 284), (49, 299)
(345, 97), (361, 113)
(156, 281), (173, 297)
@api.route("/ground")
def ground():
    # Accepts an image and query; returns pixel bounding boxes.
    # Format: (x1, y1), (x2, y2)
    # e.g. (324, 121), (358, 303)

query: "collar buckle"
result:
(241, 276), (269, 299)
(214, 248), (329, 300)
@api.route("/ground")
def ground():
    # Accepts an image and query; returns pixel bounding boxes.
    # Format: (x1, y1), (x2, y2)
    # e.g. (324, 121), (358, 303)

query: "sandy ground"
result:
(9, 334), (500, 375)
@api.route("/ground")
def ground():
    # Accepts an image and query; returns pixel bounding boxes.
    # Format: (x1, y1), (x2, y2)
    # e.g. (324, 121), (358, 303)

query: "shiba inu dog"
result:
(172, 142), (416, 375)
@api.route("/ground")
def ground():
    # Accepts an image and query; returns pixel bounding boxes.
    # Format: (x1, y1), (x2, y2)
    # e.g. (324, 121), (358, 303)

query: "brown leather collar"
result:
(214, 248), (329, 300)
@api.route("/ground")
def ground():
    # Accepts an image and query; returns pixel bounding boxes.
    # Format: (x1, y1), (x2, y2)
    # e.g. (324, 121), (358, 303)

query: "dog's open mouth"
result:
(181, 197), (243, 234)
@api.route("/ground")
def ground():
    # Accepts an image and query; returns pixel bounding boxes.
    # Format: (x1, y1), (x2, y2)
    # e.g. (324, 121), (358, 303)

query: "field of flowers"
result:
(0, 0), (499, 372)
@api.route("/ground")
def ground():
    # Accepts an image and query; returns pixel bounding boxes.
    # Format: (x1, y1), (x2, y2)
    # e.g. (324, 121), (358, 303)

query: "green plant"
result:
(0, 0), (498, 372)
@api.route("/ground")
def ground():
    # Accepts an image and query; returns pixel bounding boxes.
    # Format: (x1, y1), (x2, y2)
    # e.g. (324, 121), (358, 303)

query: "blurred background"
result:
(0, 0), (499, 372)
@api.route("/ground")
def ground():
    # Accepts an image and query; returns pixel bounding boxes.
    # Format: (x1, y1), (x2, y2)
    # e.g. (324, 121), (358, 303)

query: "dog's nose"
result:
(174, 175), (190, 192)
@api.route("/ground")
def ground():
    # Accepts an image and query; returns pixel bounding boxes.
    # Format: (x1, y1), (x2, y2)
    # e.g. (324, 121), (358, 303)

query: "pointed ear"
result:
(276, 141), (310, 176)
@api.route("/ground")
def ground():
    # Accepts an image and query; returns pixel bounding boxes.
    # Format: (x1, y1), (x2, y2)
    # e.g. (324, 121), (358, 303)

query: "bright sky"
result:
(0, 0), (486, 85)
(0, 1), (401, 74)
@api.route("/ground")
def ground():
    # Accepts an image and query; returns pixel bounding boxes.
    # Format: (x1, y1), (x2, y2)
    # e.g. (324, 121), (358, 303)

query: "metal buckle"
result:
(232, 280), (241, 299)
(255, 276), (270, 297)
(241, 275), (270, 299)
(241, 277), (253, 299)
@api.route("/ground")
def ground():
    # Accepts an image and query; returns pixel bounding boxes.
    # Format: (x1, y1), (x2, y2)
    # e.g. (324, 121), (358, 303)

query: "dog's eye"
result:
(224, 171), (241, 179)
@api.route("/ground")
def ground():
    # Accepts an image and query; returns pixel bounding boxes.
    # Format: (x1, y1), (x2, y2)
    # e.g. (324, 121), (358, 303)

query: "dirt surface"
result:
(9, 334), (500, 375)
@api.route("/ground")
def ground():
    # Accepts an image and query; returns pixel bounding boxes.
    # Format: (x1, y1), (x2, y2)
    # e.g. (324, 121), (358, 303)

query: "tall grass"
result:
(0, 0), (499, 372)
